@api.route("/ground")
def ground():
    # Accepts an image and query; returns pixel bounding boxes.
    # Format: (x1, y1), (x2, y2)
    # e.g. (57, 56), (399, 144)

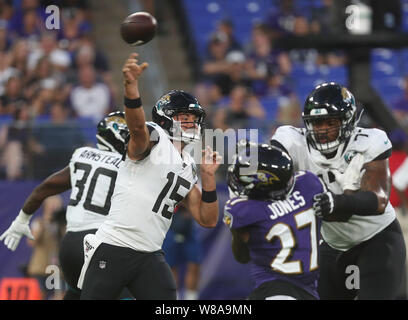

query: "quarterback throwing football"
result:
(78, 53), (221, 300)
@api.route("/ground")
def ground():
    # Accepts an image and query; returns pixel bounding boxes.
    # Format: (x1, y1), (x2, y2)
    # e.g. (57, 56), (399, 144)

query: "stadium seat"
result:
(77, 117), (97, 145)
(260, 96), (279, 121)
(182, 0), (229, 58)
(0, 115), (13, 127)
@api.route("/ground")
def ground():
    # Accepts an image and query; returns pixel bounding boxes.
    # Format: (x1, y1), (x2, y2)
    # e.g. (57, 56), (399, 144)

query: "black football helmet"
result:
(227, 141), (295, 201)
(152, 90), (206, 144)
(302, 82), (358, 155)
(96, 111), (129, 154)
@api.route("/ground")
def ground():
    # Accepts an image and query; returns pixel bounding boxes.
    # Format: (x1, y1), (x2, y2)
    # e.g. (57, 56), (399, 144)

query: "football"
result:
(120, 12), (157, 46)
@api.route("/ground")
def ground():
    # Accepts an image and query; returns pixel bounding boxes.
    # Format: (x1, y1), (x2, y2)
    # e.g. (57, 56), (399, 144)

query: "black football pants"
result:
(318, 218), (406, 300)
(80, 242), (177, 300)
(59, 229), (98, 300)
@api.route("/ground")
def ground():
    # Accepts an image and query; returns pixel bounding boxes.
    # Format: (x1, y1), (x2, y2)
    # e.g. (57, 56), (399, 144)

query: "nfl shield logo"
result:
(99, 261), (106, 269)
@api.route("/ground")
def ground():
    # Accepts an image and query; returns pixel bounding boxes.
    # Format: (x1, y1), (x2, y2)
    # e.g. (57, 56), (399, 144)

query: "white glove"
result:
(333, 153), (366, 191)
(0, 210), (34, 251)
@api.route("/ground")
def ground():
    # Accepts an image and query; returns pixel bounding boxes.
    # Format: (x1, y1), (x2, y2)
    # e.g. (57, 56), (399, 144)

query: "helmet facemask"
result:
(303, 107), (357, 155)
(168, 112), (204, 144)
(302, 82), (358, 156)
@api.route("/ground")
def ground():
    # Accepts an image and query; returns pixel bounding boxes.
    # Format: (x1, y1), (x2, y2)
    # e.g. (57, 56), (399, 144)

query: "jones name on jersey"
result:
(224, 170), (324, 299)
(67, 146), (123, 232)
(272, 125), (395, 251)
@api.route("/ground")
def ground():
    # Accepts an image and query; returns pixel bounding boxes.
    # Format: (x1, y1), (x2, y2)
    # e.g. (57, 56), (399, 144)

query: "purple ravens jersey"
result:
(224, 171), (325, 298)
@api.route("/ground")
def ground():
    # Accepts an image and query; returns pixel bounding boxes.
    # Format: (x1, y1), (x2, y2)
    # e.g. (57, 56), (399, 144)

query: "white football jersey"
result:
(272, 125), (395, 251)
(96, 122), (198, 252)
(66, 147), (122, 232)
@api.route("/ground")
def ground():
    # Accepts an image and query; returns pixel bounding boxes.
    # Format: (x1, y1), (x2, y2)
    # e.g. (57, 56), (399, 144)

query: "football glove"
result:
(0, 210), (34, 251)
(332, 153), (366, 191)
(313, 192), (335, 219)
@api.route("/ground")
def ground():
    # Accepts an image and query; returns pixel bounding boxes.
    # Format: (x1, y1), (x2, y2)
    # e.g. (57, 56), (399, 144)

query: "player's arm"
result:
(181, 147), (221, 228)
(0, 166), (71, 251)
(122, 53), (154, 160)
(358, 159), (390, 214)
(22, 166), (71, 214)
(231, 228), (250, 264)
(314, 156), (391, 221)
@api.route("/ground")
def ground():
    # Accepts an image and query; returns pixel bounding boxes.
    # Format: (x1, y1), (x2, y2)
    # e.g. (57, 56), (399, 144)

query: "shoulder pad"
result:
(350, 128), (392, 162)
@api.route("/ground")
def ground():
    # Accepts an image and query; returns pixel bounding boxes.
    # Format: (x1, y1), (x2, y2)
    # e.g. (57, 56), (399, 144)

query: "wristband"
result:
(202, 190), (217, 203)
(124, 97), (142, 109)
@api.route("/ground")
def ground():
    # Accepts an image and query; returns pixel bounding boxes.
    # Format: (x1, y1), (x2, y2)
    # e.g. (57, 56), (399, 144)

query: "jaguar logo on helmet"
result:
(152, 90), (206, 144)
(96, 111), (129, 155)
(106, 116), (127, 127)
(157, 94), (171, 110)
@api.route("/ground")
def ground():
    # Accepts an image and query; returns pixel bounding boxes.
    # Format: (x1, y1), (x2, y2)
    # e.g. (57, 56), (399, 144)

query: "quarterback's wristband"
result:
(202, 190), (217, 203)
(124, 97), (142, 109)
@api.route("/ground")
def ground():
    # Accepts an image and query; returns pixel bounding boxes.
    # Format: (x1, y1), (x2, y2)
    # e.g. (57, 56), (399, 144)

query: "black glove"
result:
(313, 192), (335, 219)
(313, 192), (353, 222)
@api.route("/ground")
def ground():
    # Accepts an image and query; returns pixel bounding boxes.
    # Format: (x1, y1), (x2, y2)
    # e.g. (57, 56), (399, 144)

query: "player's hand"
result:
(201, 146), (222, 176)
(313, 192), (352, 222)
(313, 192), (335, 219)
(0, 215), (34, 251)
(122, 53), (148, 99)
(333, 153), (366, 191)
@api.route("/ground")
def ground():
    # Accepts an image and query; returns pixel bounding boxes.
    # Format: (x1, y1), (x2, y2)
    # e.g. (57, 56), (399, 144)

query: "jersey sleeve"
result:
(363, 129), (393, 162)
(223, 197), (263, 229)
(271, 126), (301, 154)
(271, 126), (306, 171)
(146, 122), (160, 145)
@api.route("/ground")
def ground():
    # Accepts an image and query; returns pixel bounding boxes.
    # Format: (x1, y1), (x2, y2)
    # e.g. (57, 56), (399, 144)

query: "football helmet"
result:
(152, 90), (206, 144)
(96, 111), (129, 154)
(227, 141), (295, 200)
(302, 82), (358, 155)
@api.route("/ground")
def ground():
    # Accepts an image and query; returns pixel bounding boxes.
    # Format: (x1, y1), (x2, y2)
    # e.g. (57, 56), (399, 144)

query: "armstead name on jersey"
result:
(77, 148), (122, 169)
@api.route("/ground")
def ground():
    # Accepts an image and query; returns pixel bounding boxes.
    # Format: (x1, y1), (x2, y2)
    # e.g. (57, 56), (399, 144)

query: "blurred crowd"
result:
(0, 0), (116, 180)
(191, 0), (407, 141)
(193, 0), (349, 142)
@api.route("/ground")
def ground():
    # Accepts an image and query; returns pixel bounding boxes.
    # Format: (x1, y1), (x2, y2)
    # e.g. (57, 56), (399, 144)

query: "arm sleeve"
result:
(224, 198), (263, 229)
